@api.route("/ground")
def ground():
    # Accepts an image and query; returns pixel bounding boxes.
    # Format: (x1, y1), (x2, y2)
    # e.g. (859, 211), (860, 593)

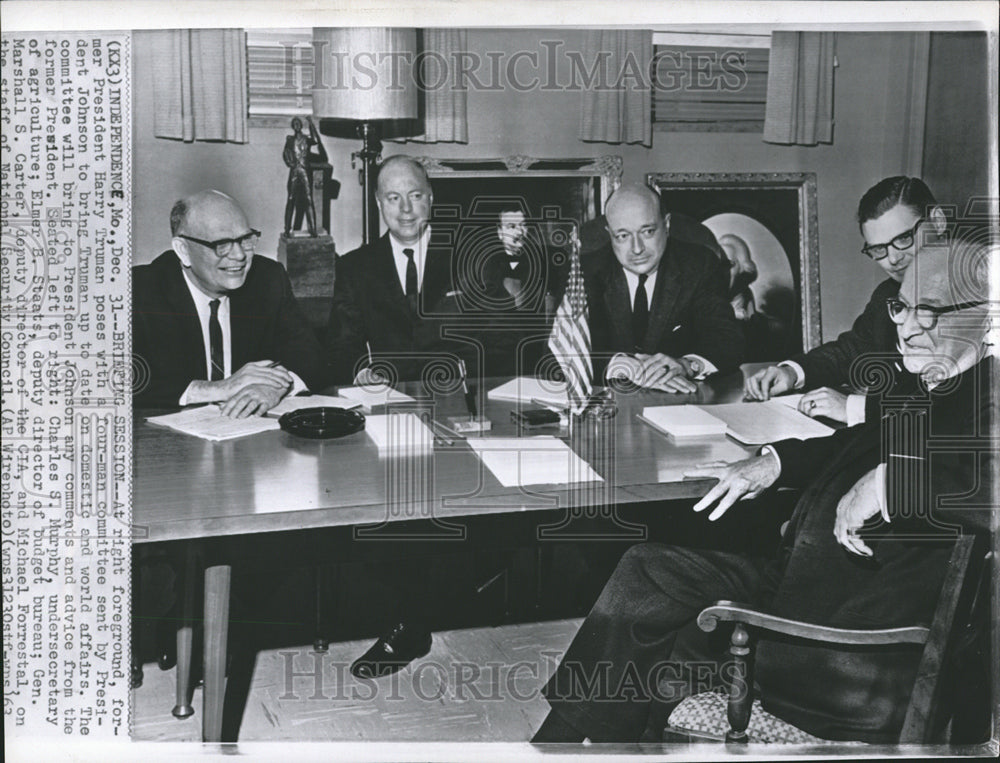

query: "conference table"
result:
(133, 369), (767, 742)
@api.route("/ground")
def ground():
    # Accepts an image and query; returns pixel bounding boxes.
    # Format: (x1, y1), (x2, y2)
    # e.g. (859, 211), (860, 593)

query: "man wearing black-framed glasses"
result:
(133, 189), (326, 413)
(746, 176), (947, 424)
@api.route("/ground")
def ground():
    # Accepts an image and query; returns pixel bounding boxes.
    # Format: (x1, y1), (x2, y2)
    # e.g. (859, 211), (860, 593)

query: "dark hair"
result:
(856, 176), (937, 226)
(169, 198), (188, 236)
(496, 200), (528, 221)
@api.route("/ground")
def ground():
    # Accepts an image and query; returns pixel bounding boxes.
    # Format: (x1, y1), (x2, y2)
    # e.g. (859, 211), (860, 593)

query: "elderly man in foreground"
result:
(532, 238), (994, 744)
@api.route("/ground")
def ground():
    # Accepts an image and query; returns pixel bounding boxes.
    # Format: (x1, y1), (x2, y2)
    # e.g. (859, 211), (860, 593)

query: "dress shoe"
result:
(350, 622), (432, 679)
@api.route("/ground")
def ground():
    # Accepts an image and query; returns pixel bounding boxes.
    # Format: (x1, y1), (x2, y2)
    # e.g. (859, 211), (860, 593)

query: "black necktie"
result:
(632, 273), (648, 349)
(403, 248), (418, 310)
(209, 298), (224, 381)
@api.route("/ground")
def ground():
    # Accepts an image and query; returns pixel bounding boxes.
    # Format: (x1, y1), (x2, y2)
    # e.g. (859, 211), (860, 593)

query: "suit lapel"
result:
(368, 236), (414, 323)
(422, 244), (451, 309)
(163, 255), (210, 378)
(229, 264), (256, 370)
(603, 260), (634, 351)
(644, 240), (682, 350)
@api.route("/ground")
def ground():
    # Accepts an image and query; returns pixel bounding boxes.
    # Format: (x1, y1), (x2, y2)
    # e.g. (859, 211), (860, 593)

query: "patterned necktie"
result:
(632, 273), (649, 350)
(209, 298), (224, 381)
(403, 248), (418, 311)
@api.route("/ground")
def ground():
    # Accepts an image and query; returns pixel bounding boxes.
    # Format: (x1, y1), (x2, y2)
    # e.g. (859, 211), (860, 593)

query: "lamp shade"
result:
(311, 28), (418, 121)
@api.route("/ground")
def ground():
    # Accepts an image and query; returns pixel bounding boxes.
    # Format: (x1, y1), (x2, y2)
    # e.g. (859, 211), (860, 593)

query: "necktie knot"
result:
(637, 273), (648, 286)
(403, 247), (415, 261)
(210, 298), (220, 315)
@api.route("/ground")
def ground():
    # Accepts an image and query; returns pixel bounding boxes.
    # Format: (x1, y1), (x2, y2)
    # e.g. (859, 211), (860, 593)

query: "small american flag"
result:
(548, 229), (593, 414)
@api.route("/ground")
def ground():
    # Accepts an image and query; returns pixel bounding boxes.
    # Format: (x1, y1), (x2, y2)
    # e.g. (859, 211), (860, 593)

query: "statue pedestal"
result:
(278, 233), (336, 330)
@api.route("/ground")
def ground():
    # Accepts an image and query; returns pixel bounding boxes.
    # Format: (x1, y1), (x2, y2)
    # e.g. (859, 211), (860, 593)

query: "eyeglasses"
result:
(886, 297), (986, 330)
(178, 229), (261, 258)
(861, 218), (924, 260)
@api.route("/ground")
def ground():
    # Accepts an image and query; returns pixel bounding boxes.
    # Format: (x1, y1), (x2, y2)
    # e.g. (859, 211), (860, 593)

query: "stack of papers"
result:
(337, 385), (416, 412)
(146, 406), (280, 441)
(266, 394), (361, 417)
(487, 377), (569, 408)
(466, 436), (603, 487)
(700, 400), (834, 445)
(639, 405), (729, 438)
(364, 412), (434, 455)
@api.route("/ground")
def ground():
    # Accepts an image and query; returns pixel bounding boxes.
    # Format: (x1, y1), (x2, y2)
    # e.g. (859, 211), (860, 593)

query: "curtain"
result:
(763, 32), (835, 146)
(398, 28), (469, 144)
(579, 30), (652, 147)
(149, 29), (248, 144)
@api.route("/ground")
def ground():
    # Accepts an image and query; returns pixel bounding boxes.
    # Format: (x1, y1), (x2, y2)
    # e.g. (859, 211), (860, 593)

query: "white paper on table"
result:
(266, 394), (362, 417)
(771, 393), (805, 411)
(146, 405), (280, 441)
(364, 412), (434, 455)
(487, 377), (569, 408)
(699, 400), (834, 445)
(337, 385), (416, 412)
(466, 436), (603, 487)
(639, 405), (729, 438)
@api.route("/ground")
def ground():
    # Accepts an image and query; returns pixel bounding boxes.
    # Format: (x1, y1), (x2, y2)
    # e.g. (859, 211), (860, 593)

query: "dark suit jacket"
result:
(580, 237), (744, 378)
(132, 251), (327, 408)
(790, 278), (918, 420)
(753, 357), (995, 741)
(327, 231), (483, 384)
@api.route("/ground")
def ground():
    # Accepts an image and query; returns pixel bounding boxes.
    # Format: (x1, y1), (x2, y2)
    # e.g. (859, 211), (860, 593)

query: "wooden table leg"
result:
(172, 546), (197, 719)
(202, 563), (231, 743)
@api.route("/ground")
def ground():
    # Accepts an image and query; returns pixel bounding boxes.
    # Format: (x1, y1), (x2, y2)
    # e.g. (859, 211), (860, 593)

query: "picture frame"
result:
(646, 172), (821, 356)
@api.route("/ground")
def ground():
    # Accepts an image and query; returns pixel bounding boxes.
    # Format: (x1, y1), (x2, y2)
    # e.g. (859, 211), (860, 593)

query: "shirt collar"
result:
(181, 268), (229, 309)
(622, 267), (658, 291)
(388, 226), (431, 259)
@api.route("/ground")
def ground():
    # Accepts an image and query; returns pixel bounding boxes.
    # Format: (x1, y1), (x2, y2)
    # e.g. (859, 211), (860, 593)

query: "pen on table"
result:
(366, 341), (373, 368)
(459, 360), (477, 420)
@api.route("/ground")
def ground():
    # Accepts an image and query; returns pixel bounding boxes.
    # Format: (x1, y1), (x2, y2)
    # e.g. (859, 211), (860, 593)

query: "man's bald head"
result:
(604, 184), (668, 276)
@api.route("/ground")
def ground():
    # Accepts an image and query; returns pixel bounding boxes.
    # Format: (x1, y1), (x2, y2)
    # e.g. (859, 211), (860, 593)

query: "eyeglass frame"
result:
(885, 296), (987, 330)
(861, 216), (925, 261)
(177, 229), (261, 258)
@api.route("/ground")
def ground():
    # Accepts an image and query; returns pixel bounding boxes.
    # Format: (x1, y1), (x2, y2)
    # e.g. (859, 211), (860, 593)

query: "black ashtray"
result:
(278, 407), (366, 439)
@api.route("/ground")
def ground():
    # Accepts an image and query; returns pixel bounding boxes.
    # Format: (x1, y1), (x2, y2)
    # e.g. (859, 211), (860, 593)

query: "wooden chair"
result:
(665, 535), (989, 745)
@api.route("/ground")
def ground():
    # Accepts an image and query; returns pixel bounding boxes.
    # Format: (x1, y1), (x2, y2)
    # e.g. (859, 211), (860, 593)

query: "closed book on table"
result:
(639, 405), (728, 438)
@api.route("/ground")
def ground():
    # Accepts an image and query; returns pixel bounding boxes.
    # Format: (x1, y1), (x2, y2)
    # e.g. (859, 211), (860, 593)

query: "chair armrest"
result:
(697, 601), (930, 645)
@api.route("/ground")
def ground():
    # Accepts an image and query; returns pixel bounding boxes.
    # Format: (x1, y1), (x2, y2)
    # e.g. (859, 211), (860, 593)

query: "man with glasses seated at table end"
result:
(133, 189), (327, 414)
(745, 176), (947, 424)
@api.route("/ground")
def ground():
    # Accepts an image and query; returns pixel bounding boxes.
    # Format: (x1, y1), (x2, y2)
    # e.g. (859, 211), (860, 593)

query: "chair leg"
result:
(725, 623), (751, 744)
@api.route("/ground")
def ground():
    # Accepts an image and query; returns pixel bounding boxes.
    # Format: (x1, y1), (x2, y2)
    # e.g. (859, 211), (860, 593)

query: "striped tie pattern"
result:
(547, 233), (593, 415)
